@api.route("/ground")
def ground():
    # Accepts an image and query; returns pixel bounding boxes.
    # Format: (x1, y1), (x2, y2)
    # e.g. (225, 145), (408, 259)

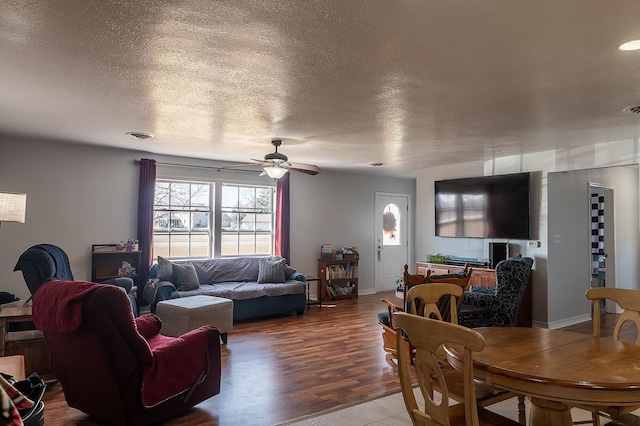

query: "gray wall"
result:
(415, 141), (640, 328)
(0, 136), (415, 300)
(548, 166), (640, 324)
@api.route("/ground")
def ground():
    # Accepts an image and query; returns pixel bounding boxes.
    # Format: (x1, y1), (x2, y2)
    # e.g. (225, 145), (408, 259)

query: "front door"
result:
(375, 193), (409, 292)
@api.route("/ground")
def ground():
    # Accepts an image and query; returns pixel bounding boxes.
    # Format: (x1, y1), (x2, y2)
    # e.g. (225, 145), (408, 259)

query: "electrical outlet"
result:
(527, 240), (540, 248)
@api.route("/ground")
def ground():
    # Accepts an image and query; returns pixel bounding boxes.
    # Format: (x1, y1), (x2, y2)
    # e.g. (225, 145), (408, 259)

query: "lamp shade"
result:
(263, 165), (289, 179)
(0, 192), (27, 223)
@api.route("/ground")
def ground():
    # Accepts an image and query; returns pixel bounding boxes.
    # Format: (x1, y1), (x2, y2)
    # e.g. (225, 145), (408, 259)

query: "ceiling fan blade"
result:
(289, 162), (321, 175)
(220, 162), (262, 170)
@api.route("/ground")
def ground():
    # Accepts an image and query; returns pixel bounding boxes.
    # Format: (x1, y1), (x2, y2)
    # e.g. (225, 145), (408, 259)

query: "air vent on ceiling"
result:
(367, 162), (386, 167)
(126, 132), (154, 140)
(623, 105), (640, 114)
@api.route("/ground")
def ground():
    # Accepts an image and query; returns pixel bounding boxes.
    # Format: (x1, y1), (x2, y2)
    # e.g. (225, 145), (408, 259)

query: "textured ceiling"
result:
(2, 1), (640, 177)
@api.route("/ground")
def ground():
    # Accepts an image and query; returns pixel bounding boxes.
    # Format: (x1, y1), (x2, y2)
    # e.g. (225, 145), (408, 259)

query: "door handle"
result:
(378, 245), (381, 261)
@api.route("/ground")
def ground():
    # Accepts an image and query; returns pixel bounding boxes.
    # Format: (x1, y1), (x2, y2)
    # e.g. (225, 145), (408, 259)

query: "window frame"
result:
(152, 173), (276, 261)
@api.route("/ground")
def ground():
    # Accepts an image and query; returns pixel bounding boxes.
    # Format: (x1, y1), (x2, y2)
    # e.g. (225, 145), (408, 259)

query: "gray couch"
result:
(144, 256), (307, 322)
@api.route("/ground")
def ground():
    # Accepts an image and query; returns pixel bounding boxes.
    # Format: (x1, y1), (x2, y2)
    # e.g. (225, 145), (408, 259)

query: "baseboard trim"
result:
(544, 313), (591, 330)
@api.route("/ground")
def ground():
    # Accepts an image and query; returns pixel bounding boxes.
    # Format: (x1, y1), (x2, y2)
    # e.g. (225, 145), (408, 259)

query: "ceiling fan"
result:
(222, 139), (321, 178)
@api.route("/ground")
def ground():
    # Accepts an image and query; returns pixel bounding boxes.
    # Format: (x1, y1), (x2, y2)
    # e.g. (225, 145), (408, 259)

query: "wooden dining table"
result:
(445, 327), (640, 426)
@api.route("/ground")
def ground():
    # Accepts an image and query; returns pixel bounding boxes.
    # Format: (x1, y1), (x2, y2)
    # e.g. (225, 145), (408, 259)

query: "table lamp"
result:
(0, 192), (27, 230)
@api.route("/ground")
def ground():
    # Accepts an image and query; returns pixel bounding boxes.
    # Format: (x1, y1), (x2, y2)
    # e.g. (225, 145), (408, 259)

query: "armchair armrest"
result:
(467, 285), (497, 295)
(381, 298), (403, 312)
(379, 298), (405, 328)
(462, 289), (497, 310)
(142, 325), (221, 408)
(135, 314), (162, 339)
(101, 277), (134, 293)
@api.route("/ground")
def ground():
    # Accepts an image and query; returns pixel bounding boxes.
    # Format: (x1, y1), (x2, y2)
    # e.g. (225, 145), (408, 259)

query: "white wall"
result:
(0, 136), (415, 300)
(415, 139), (640, 328)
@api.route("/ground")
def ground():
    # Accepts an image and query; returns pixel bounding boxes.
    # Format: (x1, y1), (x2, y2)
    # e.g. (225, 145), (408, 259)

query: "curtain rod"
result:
(133, 159), (261, 174)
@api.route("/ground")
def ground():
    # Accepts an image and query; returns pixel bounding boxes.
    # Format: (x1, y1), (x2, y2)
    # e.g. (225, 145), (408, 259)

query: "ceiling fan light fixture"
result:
(619, 40), (640, 51)
(263, 164), (288, 179)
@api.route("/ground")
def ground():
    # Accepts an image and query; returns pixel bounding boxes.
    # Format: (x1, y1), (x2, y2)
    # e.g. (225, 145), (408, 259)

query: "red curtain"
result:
(137, 158), (156, 304)
(275, 173), (291, 263)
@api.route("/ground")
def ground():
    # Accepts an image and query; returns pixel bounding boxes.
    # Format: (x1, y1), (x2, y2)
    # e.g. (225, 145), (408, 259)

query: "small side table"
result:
(0, 303), (55, 380)
(304, 276), (321, 309)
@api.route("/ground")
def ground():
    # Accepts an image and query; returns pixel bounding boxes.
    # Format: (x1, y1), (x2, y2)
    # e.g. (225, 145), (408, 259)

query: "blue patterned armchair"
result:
(459, 256), (533, 328)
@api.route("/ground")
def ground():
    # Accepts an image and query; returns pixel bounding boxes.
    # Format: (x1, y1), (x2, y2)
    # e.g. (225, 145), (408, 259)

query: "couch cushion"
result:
(157, 257), (173, 281)
(257, 256), (286, 283)
(193, 258), (261, 284)
(172, 262), (200, 291)
(177, 281), (305, 300)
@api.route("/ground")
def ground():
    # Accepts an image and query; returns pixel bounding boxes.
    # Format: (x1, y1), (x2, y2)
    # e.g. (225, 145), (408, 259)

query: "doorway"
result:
(374, 193), (410, 292)
(589, 185), (616, 313)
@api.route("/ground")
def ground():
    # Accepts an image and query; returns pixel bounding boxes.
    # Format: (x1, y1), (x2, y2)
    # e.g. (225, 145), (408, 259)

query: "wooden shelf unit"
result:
(318, 257), (359, 300)
(91, 244), (141, 285)
(415, 261), (533, 327)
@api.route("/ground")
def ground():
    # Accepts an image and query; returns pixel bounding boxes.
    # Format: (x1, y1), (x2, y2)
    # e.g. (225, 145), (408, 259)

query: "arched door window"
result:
(382, 203), (401, 246)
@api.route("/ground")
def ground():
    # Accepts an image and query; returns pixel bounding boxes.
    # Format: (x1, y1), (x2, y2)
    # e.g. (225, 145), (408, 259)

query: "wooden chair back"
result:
(406, 283), (464, 361)
(587, 287), (640, 345)
(394, 312), (485, 426)
(403, 265), (431, 308)
(402, 264), (472, 311)
(406, 283), (464, 325)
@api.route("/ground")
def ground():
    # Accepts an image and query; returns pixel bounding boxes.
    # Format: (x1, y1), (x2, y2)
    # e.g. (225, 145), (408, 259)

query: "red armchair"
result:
(32, 280), (221, 426)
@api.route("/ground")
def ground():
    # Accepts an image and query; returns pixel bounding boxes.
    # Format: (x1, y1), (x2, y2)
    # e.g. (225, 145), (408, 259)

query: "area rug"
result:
(275, 388), (408, 426)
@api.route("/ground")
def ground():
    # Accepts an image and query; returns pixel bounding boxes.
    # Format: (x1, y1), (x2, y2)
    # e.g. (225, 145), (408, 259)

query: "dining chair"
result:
(379, 266), (430, 361)
(573, 287), (640, 426)
(378, 264), (473, 363)
(393, 312), (522, 426)
(405, 284), (526, 425)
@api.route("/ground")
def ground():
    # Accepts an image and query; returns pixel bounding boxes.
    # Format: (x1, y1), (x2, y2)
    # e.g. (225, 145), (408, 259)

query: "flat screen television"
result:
(435, 172), (531, 239)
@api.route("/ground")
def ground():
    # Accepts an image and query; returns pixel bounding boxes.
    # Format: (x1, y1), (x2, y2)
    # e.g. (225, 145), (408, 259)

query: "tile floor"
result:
(279, 389), (634, 425)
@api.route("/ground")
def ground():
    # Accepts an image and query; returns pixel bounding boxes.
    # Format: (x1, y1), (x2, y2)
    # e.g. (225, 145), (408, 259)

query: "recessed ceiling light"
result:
(367, 162), (386, 167)
(126, 132), (154, 140)
(619, 40), (640, 51)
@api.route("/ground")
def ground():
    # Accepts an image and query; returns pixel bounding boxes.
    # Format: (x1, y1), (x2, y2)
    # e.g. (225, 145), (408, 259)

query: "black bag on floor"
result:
(1, 372), (46, 426)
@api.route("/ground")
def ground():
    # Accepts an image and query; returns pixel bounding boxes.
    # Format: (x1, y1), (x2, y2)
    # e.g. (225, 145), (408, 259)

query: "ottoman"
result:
(156, 295), (234, 344)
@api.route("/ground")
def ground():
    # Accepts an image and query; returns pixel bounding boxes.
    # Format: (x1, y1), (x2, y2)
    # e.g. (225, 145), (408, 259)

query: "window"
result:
(382, 203), (401, 246)
(153, 180), (275, 259)
(154, 181), (211, 258)
(221, 184), (275, 256)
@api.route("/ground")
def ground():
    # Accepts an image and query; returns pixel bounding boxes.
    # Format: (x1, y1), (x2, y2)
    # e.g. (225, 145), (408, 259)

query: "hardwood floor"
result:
(40, 292), (621, 425)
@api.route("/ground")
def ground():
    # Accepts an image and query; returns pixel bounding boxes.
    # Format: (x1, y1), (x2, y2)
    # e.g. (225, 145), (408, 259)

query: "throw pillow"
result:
(284, 265), (296, 280)
(257, 256), (286, 283)
(157, 256), (173, 281)
(172, 262), (200, 291)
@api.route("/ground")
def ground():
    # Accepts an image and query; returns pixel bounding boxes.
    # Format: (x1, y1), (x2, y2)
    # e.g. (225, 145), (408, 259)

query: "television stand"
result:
(444, 257), (489, 268)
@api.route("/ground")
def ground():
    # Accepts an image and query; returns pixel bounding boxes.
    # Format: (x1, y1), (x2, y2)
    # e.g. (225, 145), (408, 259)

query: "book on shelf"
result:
(324, 262), (359, 280)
